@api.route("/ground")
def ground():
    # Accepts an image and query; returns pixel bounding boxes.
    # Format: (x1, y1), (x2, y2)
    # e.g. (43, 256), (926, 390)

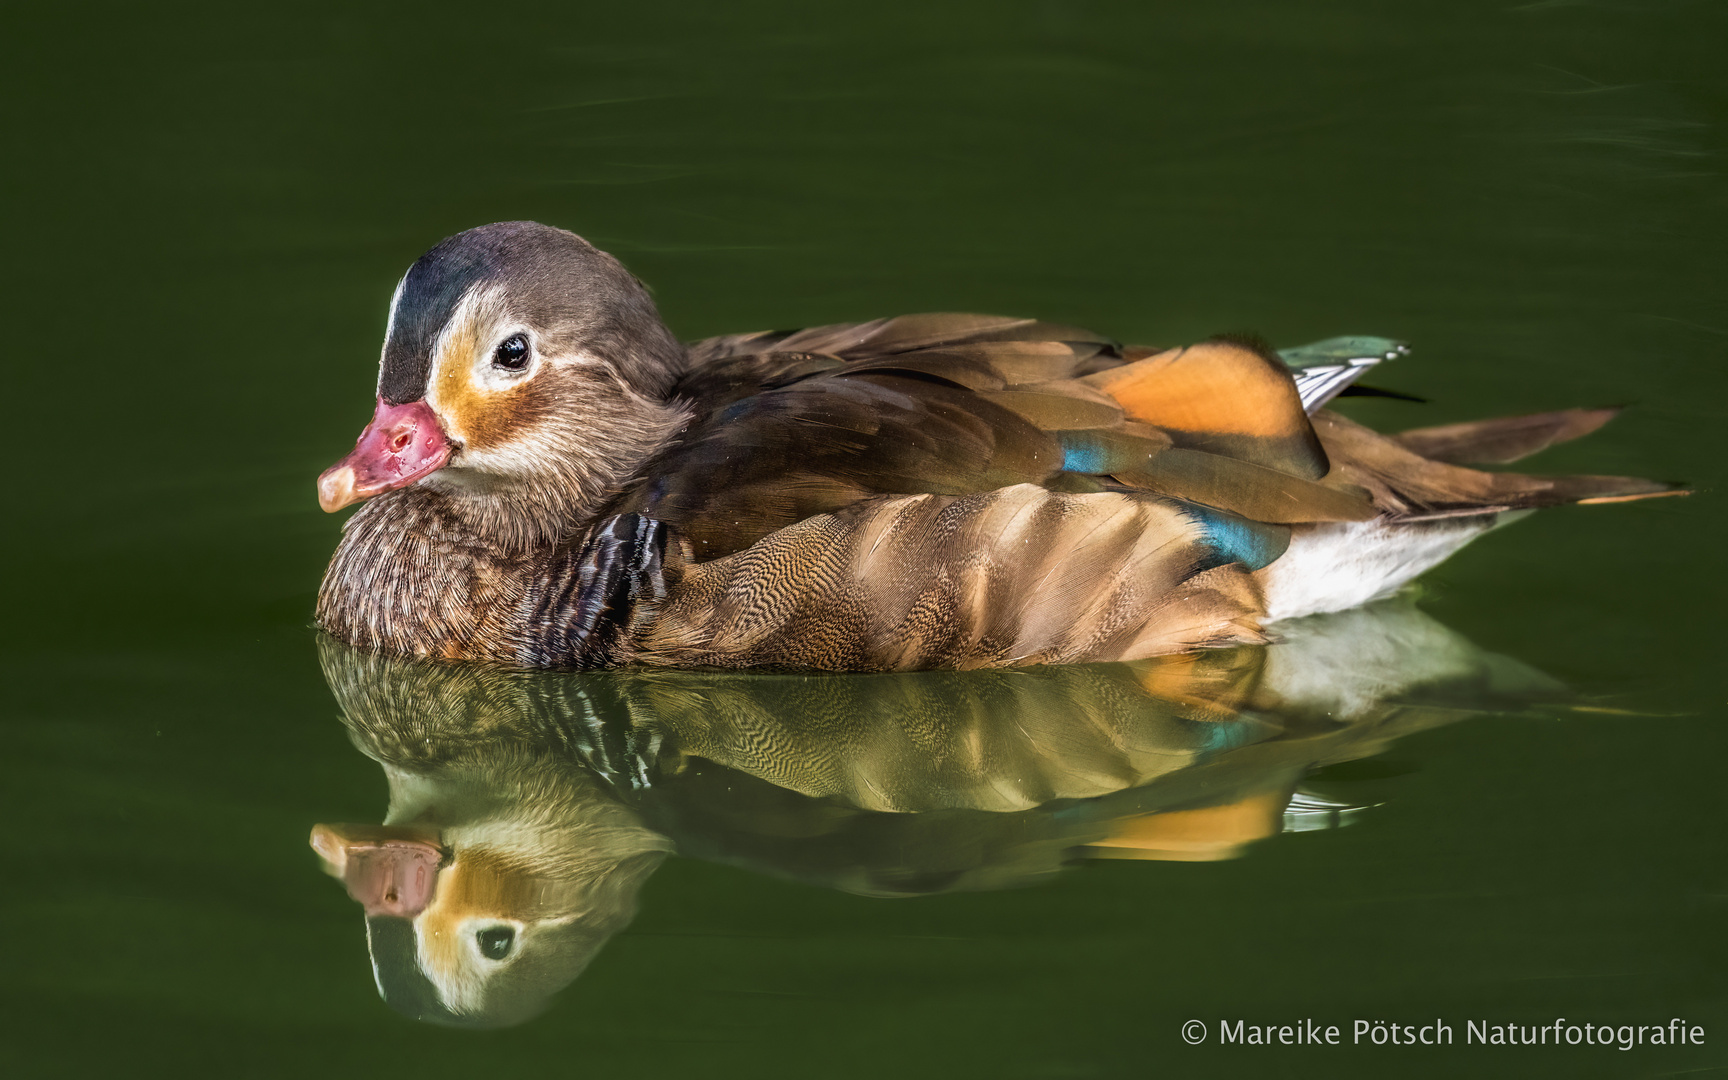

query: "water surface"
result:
(3, 2), (1724, 1077)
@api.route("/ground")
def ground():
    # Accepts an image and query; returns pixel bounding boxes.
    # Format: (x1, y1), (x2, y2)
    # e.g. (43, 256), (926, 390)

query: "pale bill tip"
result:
(318, 466), (361, 513)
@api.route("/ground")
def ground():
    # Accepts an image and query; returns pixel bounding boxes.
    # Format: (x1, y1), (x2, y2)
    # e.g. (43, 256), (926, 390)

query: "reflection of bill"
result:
(309, 598), (1564, 1027)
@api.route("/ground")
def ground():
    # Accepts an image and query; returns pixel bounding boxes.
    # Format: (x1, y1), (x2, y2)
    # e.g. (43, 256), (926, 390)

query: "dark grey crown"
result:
(379, 222), (684, 404)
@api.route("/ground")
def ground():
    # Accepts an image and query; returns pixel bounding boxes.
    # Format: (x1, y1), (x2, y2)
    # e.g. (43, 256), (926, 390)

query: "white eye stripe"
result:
(425, 285), (521, 395)
(376, 271), (410, 395)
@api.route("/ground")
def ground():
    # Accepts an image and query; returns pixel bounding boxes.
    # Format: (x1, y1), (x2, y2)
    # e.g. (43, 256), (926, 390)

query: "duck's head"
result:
(317, 222), (688, 539)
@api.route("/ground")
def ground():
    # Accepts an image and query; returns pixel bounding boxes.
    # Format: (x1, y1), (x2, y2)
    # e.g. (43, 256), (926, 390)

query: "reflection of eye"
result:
(493, 333), (530, 371)
(476, 926), (515, 960)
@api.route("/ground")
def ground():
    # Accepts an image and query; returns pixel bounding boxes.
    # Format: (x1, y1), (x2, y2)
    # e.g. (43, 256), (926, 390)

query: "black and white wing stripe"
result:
(1278, 336), (1410, 414)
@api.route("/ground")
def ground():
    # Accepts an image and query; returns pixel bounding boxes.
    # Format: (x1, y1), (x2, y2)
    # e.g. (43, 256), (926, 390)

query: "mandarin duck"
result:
(315, 221), (1678, 671)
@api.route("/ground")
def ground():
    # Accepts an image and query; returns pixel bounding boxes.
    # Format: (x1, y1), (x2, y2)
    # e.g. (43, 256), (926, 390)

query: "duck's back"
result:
(596, 313), (1673, 672)
(616, 313), (1355, 561)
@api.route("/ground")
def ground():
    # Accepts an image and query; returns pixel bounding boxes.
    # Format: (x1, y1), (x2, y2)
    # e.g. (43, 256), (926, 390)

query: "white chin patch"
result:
(445, 435), (561, 485)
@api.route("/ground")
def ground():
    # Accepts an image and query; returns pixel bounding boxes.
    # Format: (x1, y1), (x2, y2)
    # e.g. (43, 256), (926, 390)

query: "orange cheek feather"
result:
(436, 359), (540, 451)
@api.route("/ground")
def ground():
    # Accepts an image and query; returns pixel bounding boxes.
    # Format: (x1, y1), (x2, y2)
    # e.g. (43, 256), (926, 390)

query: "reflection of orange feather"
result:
(418, 847), (555, 968)
(1128, 649), (1261, 721)
(1086, 791), (1289, 862)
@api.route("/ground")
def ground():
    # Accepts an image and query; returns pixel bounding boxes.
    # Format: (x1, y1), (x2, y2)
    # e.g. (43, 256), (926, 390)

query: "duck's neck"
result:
(316, 488), (539, 662)
(317, 393), (691, 662)
(421, 392), (692, 552)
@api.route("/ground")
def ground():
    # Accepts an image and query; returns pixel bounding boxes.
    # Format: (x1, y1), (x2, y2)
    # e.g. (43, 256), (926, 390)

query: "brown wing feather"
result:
(662, 319), (1674, 570)
(1314, 409), (1675, 517)
(683, 329), (796, 367)
(665, 350), (844, 409)
(704, 313), (1115, 363)
(615, 372), (1068, 561)
(934, 341), (1110, 385)
(975, 388), (1125, 430)
(643, 327), (1382, 557)
(833, 313), (1112, 357)
(1116, 450), (1378, 523)
(1393, 408), (1619, 465)
(832, 353), (1008, 390)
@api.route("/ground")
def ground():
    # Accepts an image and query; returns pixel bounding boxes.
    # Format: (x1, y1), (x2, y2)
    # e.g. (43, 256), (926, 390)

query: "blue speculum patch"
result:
(1058, 430), (1158, 475)
(1177, 503), (1291, 571)
(1061, 440), (1113, 475)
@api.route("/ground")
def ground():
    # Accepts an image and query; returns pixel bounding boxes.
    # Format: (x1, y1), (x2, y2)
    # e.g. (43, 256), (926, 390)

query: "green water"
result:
(4, 1), (1724, 1076)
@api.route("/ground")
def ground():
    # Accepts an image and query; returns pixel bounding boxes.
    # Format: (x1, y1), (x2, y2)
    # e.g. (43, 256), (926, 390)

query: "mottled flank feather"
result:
(632, 486), (1267, 671)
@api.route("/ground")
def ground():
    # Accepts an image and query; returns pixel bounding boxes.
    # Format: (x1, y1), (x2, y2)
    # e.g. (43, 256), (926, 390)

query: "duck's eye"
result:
(492, 334), (530, 371)
(476, 926), (515, 960)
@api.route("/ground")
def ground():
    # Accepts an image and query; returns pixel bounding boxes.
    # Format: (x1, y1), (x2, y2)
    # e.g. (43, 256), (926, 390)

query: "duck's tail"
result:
(1074, 334), (1684, 622)
(1392, 407), (1620, 465)
(1314, 407), (1682, 518)
(1255, 406), (1685, 621)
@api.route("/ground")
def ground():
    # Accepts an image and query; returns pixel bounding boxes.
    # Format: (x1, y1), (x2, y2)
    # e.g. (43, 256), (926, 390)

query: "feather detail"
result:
(1115, 449), (1378, 523)
(1256, 408), (1684, 620)
(929, 341), (1109, 385)
(834, 353), (1008, 390)
(631, 485), (1267, 672)
(1256, 516), (1504, 621)
(1174, 503), (1292, 571)
(975, 388), (1125, 430)
(1056, 426), (1172, 475)
(1313, 409), (1676, 517)
(1083, 340), (1331, 480)
(616, 371), (1070, 561)
(1276, 336), (1408, 413)
(770, 312), (1112, 358)
(1393, 407), (1619, 465)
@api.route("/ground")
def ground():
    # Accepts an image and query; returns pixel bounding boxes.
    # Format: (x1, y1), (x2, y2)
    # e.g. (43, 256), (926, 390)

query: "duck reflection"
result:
(310, 599), (1558, 1027)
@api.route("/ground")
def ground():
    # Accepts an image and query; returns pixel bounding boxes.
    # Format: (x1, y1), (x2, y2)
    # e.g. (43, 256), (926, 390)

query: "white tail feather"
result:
(1256, 512), (1528, 622)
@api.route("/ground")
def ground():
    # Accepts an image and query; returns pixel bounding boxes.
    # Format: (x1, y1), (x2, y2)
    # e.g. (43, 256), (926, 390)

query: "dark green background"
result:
(3, 1), (1723, 1076)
